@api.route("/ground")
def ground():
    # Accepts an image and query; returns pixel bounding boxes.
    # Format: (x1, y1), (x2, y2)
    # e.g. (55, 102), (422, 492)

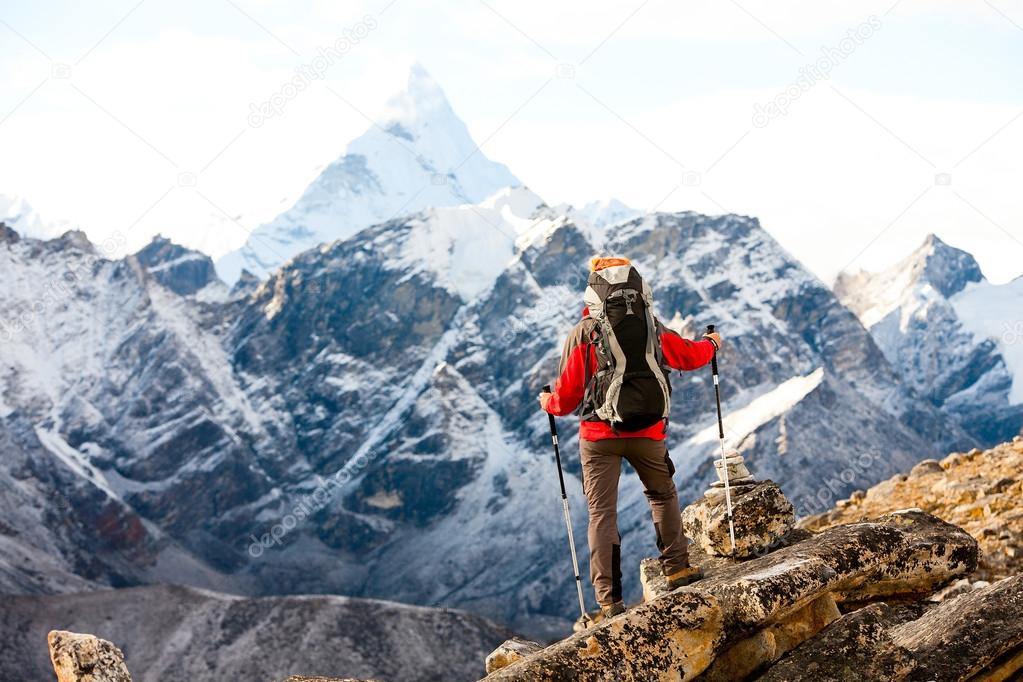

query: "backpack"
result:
(581, 262), (671, 431)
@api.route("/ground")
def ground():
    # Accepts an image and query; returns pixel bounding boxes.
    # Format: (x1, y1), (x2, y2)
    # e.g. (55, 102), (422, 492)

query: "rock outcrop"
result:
(485, 639), (545, 674)
(890, 573), (1023, 681)
(759, 574), (1023, 682)
(485, 509), (977, 680)
(802, 437), (1023, 581)
(682, 479), (795, 559)
(133, 235), (221, 296)
(48, 631), (132, 682)
(755, 603), (921, 682)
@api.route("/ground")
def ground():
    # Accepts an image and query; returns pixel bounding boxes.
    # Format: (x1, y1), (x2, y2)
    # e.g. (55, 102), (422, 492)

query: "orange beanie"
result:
(590, 256), (631, 272)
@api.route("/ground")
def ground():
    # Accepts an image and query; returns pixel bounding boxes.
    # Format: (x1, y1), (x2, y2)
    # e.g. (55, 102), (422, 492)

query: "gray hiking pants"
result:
(579, 437), (690, 606)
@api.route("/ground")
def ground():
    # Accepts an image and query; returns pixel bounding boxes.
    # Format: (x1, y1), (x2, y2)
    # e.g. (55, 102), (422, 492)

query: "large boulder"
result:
(683, 480), (795, 559)
(755, 603), (920, 682)
(485, 589), (724, 681)
(891, 574), (1023, 681)
(758, 575), (1023, 682)
(48, 631), (132, 682)
(697, 593), (841, 681)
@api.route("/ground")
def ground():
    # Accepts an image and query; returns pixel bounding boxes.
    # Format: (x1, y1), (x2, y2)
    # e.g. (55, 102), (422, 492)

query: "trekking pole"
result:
(543, 384), (588, 622)
(706, 325), (737, 556)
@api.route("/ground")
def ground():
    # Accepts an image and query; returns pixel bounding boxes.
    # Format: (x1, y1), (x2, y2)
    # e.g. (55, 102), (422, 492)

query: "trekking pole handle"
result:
(543, 384), (556, 427)
(543, 384), (570, 499)
(706, 325), (719, 375)
(543, 384), (556, 431)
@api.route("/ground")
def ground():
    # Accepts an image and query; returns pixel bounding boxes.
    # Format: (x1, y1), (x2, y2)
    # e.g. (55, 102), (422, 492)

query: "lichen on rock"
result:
(682, 480), (795, 559)
(485, 638), (544, 674)
(47, 630), (132, 682)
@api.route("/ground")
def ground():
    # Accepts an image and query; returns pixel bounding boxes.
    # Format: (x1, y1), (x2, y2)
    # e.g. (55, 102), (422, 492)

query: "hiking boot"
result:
(600, 601), (626, 618)
(665, 566), (704, 590)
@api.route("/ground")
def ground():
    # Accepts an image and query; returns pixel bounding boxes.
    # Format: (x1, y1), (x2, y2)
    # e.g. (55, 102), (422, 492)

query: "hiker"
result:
(538, 257), (721, 618)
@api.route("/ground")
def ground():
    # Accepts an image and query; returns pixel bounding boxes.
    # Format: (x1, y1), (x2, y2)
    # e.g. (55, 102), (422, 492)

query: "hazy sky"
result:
(1, 0), (1022, 283)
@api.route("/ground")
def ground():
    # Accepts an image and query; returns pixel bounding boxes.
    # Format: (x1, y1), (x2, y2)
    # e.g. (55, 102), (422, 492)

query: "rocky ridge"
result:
(801, 436), (1023, 582)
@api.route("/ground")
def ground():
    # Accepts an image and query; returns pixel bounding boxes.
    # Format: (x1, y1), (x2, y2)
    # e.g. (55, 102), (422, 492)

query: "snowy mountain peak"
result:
(835, 233), (984, 326)
(0, 193), (70, 240)
(216, 65), (518, 284)
(380, 63), (454, 130)
(835, 234), (1023, 441)
(576, 198), (641, 229)
(911, 233), (984, 298)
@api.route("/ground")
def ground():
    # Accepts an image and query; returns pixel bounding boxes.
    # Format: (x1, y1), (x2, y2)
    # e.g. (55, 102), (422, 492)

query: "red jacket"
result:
(544, 308), (715, 441)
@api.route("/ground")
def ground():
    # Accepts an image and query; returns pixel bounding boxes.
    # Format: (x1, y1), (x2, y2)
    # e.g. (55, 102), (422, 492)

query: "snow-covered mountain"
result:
(835, 234), (1023, 445)
(0, 204), (973, 637)
(215, 64), (519, 283)
(0, 193), (67, 239)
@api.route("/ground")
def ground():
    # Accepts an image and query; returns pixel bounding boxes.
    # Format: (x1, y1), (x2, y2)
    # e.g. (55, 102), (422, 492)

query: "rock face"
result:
(758, 575), (1023, 682)
(48, 630), (132, 682)
(486, 588), (725, 681)
(484, 510), (977, 680)
(801, 437), (1023, 582)
(134, 235), (220, 296)
(698, 593), (840, 681)
(682, 480), (795, 559)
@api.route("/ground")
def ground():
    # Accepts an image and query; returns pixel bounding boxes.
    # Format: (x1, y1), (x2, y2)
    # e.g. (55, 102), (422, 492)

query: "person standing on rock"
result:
(539, 257), (720, 618)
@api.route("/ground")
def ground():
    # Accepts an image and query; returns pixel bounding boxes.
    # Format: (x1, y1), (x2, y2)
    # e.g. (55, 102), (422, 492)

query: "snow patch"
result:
(952, 278), (1023, 404)
(691, 368), (825, 447)
(34, 427), (120, 501)
(392, 186), (550, 301)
